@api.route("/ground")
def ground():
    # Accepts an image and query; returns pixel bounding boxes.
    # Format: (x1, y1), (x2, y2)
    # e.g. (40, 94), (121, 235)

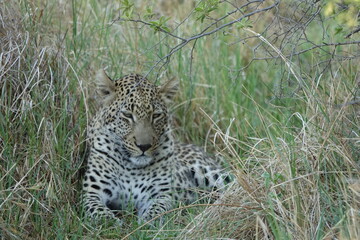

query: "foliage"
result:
(119, 0), (134, 19)
(149, 16), (171, 33)
(194, 0), (220, 22)
(323, 0), (360, 32)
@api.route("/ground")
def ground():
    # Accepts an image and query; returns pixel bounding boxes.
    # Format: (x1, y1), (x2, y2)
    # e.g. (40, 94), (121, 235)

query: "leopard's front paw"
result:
(139, 209), (164, 226)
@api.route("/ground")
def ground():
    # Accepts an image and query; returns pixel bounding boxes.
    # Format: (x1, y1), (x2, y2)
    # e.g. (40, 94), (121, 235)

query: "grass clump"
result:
(0, 1), (87, 238)
(178, 71), (360, 239)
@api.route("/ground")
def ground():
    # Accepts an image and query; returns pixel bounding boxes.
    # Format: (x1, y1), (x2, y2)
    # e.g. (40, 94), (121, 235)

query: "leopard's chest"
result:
(116, 162), (175, 209)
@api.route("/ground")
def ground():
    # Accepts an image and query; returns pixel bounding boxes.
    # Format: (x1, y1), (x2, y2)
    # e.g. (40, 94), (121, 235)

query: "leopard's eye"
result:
(153, 113), (163, 120)
(152, 112), (164, 124)
(152, 113), (162, 120)
(121, 111), (133, 120)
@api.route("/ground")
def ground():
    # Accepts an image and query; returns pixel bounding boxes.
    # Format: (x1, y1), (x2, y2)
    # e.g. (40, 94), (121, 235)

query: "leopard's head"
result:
(94, 70), (178, 167)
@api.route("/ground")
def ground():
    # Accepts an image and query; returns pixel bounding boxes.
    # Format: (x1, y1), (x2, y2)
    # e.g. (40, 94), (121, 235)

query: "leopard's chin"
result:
(129, 155), (153, 168)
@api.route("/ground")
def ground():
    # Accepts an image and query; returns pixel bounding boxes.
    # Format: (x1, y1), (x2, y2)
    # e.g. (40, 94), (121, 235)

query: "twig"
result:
(115, 18), (187, 42)
(240, 40), (360, 62)
(345, 26), (360, 38)
(335, 100), (360, 108)
(113, 1), (279, 79)
(142, 1), (280, 78)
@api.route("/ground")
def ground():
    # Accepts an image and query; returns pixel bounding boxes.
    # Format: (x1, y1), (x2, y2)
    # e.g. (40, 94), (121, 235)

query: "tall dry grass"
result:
(0, 2), (87, 238)
(178, 71), (360, 239)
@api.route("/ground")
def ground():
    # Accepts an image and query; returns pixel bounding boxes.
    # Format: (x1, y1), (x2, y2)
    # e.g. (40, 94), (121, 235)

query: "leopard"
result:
(82, 70), (230, 224)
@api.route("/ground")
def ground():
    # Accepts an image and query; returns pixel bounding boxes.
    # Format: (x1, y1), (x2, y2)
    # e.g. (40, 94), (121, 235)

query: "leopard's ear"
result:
(159, 77), (178, 104)
(95, 69), (116, 105)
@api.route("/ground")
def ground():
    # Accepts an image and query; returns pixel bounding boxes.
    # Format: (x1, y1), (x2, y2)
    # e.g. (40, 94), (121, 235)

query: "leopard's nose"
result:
(136, 143), (152, 152)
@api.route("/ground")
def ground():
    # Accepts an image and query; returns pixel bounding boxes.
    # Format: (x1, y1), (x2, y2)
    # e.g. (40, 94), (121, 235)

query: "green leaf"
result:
(334, 26), (343, 35)
(162, 26), (171, 32)
(144, 6), (155, 19)
(120, 0), (134, 19)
